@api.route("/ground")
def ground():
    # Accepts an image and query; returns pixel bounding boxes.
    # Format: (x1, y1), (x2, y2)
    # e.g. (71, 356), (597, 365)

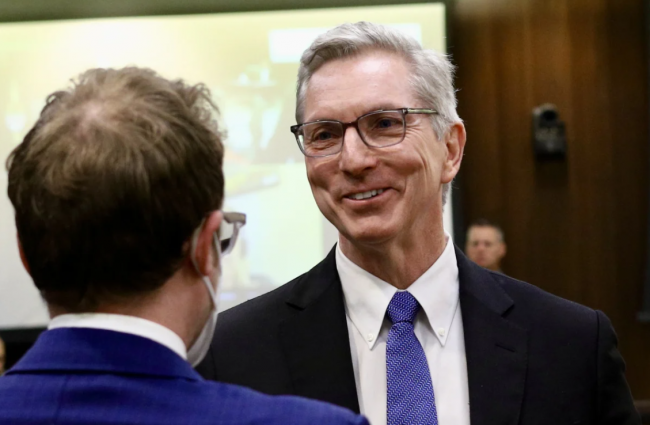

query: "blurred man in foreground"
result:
(0, 336), (5, 375)
(198, 22), (640, 425)
(0, 67), (367, 425)
(465, 219), (507, 272)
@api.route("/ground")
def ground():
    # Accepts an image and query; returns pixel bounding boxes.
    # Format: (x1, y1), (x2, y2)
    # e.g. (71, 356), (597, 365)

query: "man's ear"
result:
(17, 234), (31, 276)
(441, 122), (466, 184)
(499, 242), (507, 259)
(193, 211), (223, 277)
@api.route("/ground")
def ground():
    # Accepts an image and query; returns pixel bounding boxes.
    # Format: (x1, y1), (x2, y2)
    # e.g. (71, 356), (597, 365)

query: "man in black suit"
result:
(197, 22), (639, 424)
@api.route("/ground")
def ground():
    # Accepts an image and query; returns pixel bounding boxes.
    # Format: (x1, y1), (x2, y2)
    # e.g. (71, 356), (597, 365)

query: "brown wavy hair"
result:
(7, 67), (225, 312)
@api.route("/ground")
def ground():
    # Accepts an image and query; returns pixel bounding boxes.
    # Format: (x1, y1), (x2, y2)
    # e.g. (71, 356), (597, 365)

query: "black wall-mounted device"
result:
(532, 104), (567, 160)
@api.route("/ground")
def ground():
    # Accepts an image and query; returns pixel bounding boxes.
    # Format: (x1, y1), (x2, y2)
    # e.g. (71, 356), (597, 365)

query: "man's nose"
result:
(338, 126), (378, 176)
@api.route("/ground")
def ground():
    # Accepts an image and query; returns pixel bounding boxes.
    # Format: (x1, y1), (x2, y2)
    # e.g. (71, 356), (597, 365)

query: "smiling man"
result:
(198, 22), (639, 425)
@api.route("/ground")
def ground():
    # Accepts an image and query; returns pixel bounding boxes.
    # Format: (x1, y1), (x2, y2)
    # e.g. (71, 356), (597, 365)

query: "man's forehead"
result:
(469, 226), (501, 240)
(302, 51), (416, 121)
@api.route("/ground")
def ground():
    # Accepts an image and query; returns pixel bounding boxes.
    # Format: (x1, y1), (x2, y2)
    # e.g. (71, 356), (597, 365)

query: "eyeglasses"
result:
(217, 212), (246, 256)
(290, 108), (439, 158)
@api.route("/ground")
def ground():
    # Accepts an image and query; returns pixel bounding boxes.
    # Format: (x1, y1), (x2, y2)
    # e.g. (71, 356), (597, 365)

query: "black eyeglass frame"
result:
(290, 108), (440, 158)
(217, 211), (247, 256)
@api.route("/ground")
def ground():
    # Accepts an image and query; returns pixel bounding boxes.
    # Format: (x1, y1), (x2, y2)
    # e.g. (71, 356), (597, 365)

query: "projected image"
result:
(0, 4), (448, 326)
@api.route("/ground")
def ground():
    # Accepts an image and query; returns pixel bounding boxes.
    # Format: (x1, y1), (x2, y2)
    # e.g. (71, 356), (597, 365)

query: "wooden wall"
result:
(450, 0), (650, 398)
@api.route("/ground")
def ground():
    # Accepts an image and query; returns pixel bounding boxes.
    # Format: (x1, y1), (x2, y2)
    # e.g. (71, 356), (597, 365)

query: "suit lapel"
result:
(279, 247), (360, 414)
(277, 245), (528, 421)
(457, 247), (528, 425)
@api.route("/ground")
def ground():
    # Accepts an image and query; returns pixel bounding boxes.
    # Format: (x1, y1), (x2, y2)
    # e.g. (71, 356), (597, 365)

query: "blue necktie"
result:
(386, 291), (438, 425)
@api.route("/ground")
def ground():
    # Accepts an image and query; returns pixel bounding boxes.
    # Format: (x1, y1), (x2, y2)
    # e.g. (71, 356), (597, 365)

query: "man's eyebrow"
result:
(305, 105), (406, 122)
(360, 104), (405, 115)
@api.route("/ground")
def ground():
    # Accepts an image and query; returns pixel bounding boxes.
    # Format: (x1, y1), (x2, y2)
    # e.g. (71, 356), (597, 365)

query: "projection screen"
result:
(0, 3), (450, 329)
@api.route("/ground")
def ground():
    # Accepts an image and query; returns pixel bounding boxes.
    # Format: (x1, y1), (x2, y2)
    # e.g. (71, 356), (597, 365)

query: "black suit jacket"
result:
(197, 246), (640, 425)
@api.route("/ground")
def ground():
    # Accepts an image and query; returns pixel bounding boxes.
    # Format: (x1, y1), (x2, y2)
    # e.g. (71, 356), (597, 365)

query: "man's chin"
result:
(477, 261), (494, 269)
(340, 225), (397, 247)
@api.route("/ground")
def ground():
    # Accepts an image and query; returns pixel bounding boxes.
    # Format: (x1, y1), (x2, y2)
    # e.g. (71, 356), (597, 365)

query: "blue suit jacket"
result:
(0, 327), (369, 425)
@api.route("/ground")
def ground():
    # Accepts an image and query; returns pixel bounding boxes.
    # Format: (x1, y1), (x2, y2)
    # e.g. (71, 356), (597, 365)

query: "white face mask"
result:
(187, 227), (221, 367)
(186, 273), (220, 367)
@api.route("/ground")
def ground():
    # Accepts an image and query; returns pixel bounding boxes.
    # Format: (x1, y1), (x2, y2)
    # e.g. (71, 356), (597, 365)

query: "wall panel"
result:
(452, 0), (650, 399)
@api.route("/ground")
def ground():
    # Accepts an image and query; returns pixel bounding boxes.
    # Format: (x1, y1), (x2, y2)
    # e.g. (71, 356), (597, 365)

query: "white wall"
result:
(0, 3), (448, 328)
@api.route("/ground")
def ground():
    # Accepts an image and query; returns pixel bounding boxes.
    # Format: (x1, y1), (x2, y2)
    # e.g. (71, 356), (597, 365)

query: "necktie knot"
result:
(387, 291), (420, 324)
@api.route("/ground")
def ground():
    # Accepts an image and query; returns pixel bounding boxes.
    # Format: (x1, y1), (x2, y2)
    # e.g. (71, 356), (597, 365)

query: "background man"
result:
(465, 219), (507, 272)
(0, 67), (367, 425)
(198, 22), (639, 425)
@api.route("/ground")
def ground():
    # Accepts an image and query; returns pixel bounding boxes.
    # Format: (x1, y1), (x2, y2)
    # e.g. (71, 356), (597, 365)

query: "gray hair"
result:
(296, 21), (460, 205)
(467, 219), (505, 243)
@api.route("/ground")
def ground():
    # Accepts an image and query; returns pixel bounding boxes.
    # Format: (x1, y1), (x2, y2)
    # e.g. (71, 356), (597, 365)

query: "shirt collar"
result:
(48, 313), (188, 360)
(337, 233), (459, 349)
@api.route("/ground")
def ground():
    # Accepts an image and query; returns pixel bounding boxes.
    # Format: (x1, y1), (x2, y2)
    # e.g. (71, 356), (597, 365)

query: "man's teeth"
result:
(350, 189), (384, 200)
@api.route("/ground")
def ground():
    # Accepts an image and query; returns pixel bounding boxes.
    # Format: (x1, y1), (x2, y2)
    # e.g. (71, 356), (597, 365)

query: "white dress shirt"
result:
(337, 235), (470, 425)
(49, 313), (188, 360)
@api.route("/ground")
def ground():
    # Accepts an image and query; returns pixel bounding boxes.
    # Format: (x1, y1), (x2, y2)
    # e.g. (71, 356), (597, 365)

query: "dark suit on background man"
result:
(198, 246), (638, 424)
